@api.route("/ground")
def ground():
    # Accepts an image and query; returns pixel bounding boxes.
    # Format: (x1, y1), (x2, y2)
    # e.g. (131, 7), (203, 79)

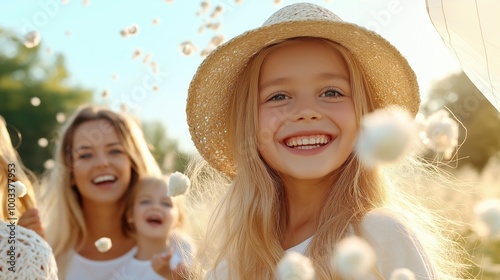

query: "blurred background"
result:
(1, 0), (499, 278)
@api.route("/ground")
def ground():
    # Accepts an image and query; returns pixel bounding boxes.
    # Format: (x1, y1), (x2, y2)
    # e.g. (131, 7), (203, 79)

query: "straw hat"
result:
(187, 2), (420, 177)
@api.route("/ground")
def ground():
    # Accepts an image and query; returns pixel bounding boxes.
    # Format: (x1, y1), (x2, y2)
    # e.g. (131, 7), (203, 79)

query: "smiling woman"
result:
(40, 104), (161, 279)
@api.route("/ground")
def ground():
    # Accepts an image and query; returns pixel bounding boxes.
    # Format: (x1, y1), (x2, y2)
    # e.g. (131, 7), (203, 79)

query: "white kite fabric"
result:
(426, 0), (500, 113)
(0, 221), (58, 279)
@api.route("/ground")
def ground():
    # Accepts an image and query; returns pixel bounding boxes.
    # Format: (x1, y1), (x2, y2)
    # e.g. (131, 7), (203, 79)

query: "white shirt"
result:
(207, 209), (436, 280)
(111, 258), (164, 280)
(66, 246), (137, 280)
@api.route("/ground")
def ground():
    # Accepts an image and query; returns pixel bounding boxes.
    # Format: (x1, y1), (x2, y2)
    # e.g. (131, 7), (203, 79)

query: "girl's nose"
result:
(292, 98), (322, 122)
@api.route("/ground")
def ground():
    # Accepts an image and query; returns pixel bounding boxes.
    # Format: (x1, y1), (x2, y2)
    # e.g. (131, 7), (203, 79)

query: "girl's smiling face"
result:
(130, 182), (178, 240)
(257, 39), (358, 182)
(71, 119), (132, 205)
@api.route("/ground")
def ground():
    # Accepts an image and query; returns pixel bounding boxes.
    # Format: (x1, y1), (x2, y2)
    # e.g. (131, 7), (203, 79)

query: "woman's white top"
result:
(207, 209), (436, 280)
(65, 246), (137, 280)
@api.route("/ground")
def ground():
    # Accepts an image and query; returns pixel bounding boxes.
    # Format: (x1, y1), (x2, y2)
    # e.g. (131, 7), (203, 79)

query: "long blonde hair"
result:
(40, 105), (161, 275)
(0, 116), (37, 220)
(189, 38), (468, 279)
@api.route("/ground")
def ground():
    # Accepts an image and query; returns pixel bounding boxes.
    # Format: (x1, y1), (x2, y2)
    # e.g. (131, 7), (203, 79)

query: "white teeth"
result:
(93, 175), (116, 184)
(285, 135), (330, 147)
(296, 145), (321, 150)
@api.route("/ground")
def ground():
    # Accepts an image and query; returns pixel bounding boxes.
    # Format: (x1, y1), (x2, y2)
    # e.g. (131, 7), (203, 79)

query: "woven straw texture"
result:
(0, 221), (58, 279)
(187, 3), (420, 177)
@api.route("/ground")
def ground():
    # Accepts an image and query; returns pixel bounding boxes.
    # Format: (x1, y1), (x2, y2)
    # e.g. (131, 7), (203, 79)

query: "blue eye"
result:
(140, 200), (151, 205)
(321, 88), (344, 98)
(267, 93), (289, 102)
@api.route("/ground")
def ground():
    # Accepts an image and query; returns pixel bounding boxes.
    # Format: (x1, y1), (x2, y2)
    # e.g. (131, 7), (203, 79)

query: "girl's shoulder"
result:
(358, 208), (436, 279)
(360, 208), (410, 237)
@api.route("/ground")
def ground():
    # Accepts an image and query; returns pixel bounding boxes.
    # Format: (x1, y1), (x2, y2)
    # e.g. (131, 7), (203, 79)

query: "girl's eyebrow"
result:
(259, 72), (349, 91)
(74, 142), (122, 152)
(317, 72), (349, 82)
(259, 77), (290, 91)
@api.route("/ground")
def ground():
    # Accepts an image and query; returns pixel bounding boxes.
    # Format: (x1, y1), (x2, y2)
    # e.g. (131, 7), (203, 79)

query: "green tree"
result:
(0, 29), (92, 175)
(141, 121), (191, 174)
(423, 72), (500, 171)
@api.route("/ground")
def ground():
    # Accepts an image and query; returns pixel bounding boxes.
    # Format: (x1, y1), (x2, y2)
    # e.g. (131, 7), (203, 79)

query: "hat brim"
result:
(187, 20), (420, 177)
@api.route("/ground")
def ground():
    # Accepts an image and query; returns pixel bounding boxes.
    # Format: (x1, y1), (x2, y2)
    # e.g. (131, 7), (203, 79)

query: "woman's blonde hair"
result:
(40, 105), (161, 275)
(0, 116), (37, 220)
(189, 37), (469, 279)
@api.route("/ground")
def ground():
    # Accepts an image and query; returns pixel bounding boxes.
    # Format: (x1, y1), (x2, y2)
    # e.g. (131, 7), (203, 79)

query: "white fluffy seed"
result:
(167, 172), (191, 197)
(276, 251), (315, 280)
(95, 237), (112, 253)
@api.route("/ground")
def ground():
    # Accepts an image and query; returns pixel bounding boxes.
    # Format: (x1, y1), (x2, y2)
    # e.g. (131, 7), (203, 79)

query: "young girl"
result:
(40, 105), (161, 279)
(185, 3), (468, 279)
(0, 115), (58, 279)
(116, 175), (194, 280)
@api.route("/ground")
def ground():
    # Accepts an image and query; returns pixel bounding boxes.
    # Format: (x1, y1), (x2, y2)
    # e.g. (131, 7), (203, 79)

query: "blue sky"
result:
(0, 0), (461, 152)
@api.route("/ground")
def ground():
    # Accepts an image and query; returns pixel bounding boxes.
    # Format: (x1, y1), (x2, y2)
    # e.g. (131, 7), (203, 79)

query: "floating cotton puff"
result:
(150, 61), (159, 74)
(167, 172), (191, 197)
(44, 159), (55, 170)
(179, 41), (197, 56)
(132, 49), (142, 59)
(102, 89), (110, 98)
(332, 236), (376, 279)
(420, 109), (459, 160)
(95, 237), (112, 253)
(82, 0), (90, 6)
(120, 24), (139, 38)
(112, 73), (119, 80)
(24, 31), (41, 48)
(474, 199), (500, 238)
(31, 97), (41, 107)
(198, 1), (210, 15)
(127, 24), (139, 35)
(276, 251), (315, 280)
(11, 181), (28, 198)
(210, 5), (223, 19)
(355, 106), (414, 168)
(152, 18), (160, 26)
(38, 138), (48, 148)
(206, 22), (222, 31)
(200, 49), (212, 58)
(143, 53), (152, 64)
(56, 112), (66, 123)
(390, 268), (416, 280)
(210, 35), (225, 46)
(274, 0), (283, 5)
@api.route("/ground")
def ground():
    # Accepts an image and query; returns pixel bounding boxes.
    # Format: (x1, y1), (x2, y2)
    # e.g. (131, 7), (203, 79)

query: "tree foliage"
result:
(423, 72), (500, 171)
(141, 121), (191, 174)
(0, 29), (92, 175)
